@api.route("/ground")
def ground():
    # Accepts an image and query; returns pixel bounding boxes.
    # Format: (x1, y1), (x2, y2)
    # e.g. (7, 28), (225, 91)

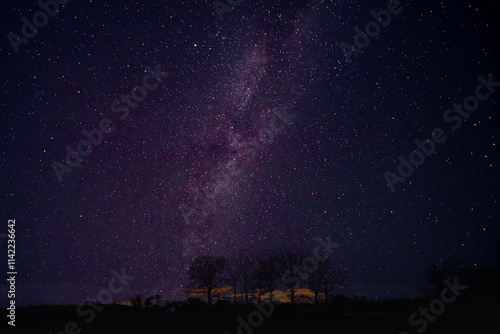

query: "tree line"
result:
(128, 258), (479, 310)
(186, 248), (346, 305)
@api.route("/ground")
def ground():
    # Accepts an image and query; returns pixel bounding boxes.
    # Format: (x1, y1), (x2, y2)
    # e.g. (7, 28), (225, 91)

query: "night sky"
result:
(0, 0), (499, 307)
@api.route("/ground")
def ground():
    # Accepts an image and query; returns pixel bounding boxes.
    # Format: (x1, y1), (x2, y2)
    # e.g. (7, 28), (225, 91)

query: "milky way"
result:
(0, 0), (499, 305)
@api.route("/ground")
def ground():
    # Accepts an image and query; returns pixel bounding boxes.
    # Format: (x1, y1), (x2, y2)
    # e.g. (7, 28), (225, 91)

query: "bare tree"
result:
(227, 259), (239, 303)
(307, 268), (322, 304)
(252, 260), (266, 302)
(130, 293), (142, 308)
(318, 261), (344, 305)
(257, 250), (284, 302)
(231, 250), (256, 304)
(282, 249), (305, 305)
(425, 259), (468, 298)
(153, 294), (162, 307)
(144, 296), (154, 308)
(188, 255), (228, 304)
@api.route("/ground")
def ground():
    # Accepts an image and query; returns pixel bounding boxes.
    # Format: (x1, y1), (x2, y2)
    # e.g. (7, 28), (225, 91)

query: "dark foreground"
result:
(5, 296), (500, 334)
(5, 270), (500, 334)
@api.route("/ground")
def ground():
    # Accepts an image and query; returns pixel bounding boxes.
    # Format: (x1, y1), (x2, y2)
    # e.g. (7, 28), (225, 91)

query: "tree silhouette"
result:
(252, 259), (267, 302)
(230, 249), (256, 304)
(307, 267), (322, 304)
(227, 260), (239, 303)
(130, 293), (142, 308)
(425, 259), (468, 298)
(188, 255), (228, 304)
(282, 249), (305, 305)
(318, 260), (344, 305)
(153, 294), (163, 307)
(256, 249), (284, 302)
(144, 296), (154, 308)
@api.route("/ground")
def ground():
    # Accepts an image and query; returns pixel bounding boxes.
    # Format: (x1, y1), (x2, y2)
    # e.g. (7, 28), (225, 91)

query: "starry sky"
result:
(0, 0), (499, 306)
